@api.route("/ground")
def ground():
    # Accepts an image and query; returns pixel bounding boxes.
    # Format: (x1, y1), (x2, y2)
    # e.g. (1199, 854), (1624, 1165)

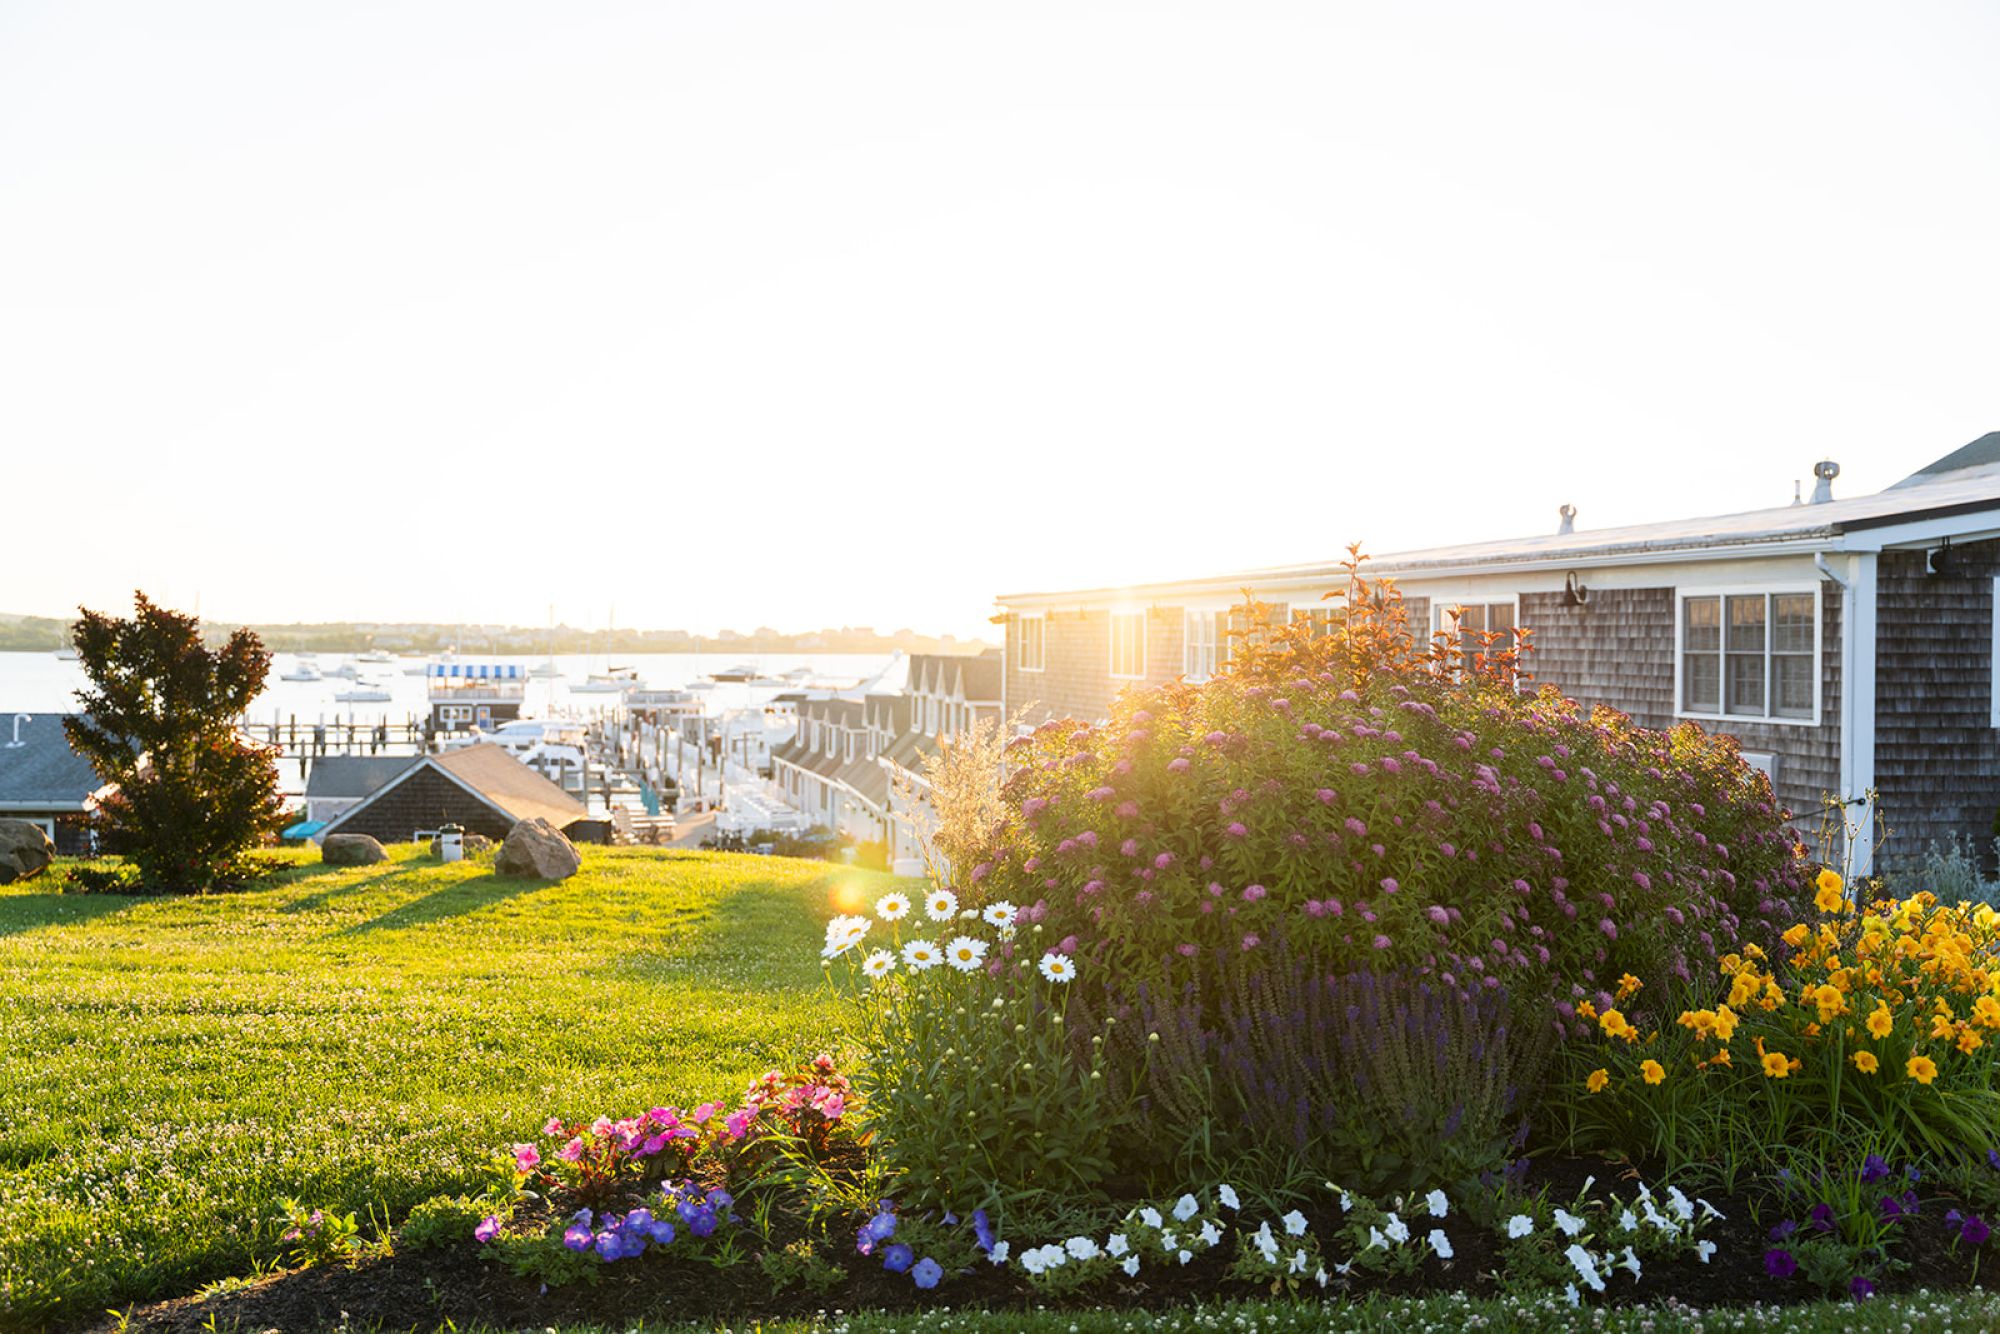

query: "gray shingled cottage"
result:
(0, 712), (110, 854)
(996, 433), (2000, 875)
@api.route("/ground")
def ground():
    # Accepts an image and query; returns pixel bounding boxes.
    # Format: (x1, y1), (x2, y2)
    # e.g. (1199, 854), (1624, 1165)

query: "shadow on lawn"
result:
(339, 872), (549, 935)
(278, 865), (430, 915)
(0, 890), (136, 938)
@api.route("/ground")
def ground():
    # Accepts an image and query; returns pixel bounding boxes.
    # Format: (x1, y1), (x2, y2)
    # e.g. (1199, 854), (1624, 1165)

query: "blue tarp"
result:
(282, 819), (328, 840)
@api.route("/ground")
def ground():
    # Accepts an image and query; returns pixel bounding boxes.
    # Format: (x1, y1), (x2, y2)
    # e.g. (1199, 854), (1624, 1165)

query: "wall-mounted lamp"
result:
(1564, 571), (1591, 607)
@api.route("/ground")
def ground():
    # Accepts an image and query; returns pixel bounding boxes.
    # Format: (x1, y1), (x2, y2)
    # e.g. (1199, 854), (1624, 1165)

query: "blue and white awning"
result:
(427, 663), (524, 679)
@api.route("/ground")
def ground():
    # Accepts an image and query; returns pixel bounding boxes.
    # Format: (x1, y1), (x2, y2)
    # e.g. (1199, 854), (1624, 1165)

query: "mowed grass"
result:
(0, 846), (889, 1325)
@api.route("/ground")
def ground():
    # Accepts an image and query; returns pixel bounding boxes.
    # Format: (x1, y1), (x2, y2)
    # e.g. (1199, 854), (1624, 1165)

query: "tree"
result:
(65, 593), (285, 891)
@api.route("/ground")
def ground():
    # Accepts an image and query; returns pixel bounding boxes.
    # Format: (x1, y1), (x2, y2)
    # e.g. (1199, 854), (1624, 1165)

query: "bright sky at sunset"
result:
(3, 2), (1996, 638)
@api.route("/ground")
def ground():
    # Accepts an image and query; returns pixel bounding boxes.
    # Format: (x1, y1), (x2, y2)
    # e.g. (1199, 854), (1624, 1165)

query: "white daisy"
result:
(944, 935), (988, 972)
(902, 939), (942, 970)
(926, 888), (959, 921)
(875, 892), (911, 921)
(861, 949), (895, 980)
(821, 914), (870, 958)
(1038, 952), (1075, 983)
(982, 900), (1017, 928)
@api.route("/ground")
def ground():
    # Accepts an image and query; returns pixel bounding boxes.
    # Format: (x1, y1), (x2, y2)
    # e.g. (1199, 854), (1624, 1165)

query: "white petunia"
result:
(1337, 1189), (1354, 1213)
(1287, 1248), (1308, 1273)
(988, 1240), (1010, 1265)
(1618, 1245), (1641, 1279)
(1065, 1236), (1101, 1261)
(1106, 1232), (1129, 1257)
(1038, 952), (1075, 983)
(1506, 1214), (1535, 1239)
(1139, 1207), (1163, 1229)
(926, 888), (959, 921)
(1564, 1283), (1580, 1307)
(1178, 1248), (1192, 1265)
(1198, 1220), (1222, 1248)
(1217, 1183), (1240, 1210)
(1365, 1227), (1386, 1251)
(875, 892), (911, 921)
(1020, 1247), (1046, 1276)
(1666, 1187), (1696, 1223)
(901, 939), (942, 970)
(1617, 1208), (1637, 1233)
(1428, 1228), (1453, 1259)
(1694, 1239), (1716, 1264)
(1121, 1254), (1140, 1276)
(1553, 1208), (1585, 1238)
(1314, 1266), (1329, 1287)
(1172, 1193), (1199, 1222)
(1383, 1214), (1409, 1245)
(944, 935), (989, 972)
(1564, 1244), (1605, 1293)
(1158, 1229), (1176, 1250)
(1696, 1198), (1725, 1221)
(982, 900), (1017, 928)
(1282, 1210), (1309, 1237)
(861, 949), (895, 980)
(1425, 1189), (1449, 1218)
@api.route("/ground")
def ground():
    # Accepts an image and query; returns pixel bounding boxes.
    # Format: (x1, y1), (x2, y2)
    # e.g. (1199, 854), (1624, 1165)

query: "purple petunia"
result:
(474, 1215), (501, 1244)
(1860, 1154), (1890, 1184)
(912, 1256), (943, 1289)
(1764, 1248), (1798, 1278)
(882, 1243), (915, 1273)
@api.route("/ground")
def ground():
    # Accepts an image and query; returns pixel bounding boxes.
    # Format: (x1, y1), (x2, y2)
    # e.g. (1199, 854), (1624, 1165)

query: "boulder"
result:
(495, 817), (581, 881)
(321, 833), (388, 866)
(0, 819), (56, 885)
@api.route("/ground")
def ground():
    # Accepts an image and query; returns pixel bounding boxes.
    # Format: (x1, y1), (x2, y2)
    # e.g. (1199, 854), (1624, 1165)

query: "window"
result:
(1680, 591), (1816, 721)
(1184, 610), (1221, 680)
(1292, 607), (1337, 637)
(1435, 601), (1519, 658)
(1110, 612), (1147, 679)
(1017, 614), (1045, 672)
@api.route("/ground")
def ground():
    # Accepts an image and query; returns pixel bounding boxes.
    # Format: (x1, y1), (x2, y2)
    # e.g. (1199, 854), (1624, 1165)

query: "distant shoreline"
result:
(0, 615), (991, 657)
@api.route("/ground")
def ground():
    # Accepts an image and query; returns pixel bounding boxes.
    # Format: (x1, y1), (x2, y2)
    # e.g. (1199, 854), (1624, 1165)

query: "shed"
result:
(0, 712), (110, 855)
(318, 743), (594, 845)
(303, 755), (417, 826)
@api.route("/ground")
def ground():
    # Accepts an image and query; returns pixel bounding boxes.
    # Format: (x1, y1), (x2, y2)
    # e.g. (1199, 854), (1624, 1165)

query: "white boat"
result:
(357, 650), (394, 664)
(708, 662), (761, 682)
(333, 680), (392, 702)
(53, 646), (79, 661)
(684, 678), (717, 691)
(530, 657), (563, 679)
(279, 663), (323, 682)
(571, 666), (640, 694)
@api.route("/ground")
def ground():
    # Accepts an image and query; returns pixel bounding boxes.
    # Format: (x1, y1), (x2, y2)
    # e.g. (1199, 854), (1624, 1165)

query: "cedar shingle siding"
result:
(327, 768), (518, 844)
(1522, 587), (1843, 833)
(1874, 539), (2000, 868)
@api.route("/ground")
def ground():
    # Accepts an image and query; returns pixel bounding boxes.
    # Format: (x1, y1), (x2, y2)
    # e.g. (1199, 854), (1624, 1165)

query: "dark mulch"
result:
(82, 1157), (1990, 1334)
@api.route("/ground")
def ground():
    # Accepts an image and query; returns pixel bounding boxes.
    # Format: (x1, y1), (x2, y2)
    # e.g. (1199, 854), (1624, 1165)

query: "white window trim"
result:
(1430, 594), (1523, 642)
(1017, 613), (1046, 673)
(1991, 576), (2000, 729)
(1673, 583), (1823, 728)
(1183, 609), (1220, 682)
(1109, 611), (1147, 680)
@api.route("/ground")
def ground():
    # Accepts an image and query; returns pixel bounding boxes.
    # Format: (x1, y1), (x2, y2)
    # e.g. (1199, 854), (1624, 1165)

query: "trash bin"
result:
(437, 823), (464, 863)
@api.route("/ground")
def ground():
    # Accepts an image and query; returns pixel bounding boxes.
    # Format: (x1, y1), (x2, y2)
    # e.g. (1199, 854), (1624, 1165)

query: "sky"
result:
(3, 2), (1997, 640)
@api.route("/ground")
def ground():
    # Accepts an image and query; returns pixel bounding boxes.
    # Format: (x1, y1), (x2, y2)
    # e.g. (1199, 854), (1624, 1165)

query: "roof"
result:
(998, 434), (2000, 604)
(304, 755), (416, 800)
(0, 713), (106, 811)
(1892, 431), (2000, 489)
(431, 745), (588, 827)
(321, 743), (586, 836)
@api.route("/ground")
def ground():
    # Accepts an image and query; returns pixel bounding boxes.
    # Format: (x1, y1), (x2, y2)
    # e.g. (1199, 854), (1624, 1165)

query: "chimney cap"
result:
(1557, 504), (1576, 535)
(1810, 459), (1839, 504)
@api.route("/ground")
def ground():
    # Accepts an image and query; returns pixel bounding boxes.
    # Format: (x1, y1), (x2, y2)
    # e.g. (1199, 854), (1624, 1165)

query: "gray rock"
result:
(0, 819), (56, 885)
(495, 817), (581, 880)
(322, 833), (388, 866)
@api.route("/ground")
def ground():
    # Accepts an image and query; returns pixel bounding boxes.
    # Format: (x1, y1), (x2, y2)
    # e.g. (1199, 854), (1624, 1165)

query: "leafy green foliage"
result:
(64, 593), (286, 891)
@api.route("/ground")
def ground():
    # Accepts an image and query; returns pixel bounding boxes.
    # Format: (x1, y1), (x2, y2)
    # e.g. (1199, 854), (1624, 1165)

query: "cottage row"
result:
(994, 433), (2000, 875)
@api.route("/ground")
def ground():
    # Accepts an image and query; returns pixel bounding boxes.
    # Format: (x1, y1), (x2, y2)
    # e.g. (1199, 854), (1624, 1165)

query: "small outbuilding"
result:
(303, 755), (417, 827)
(0, 712), (111, 855)
(316, 743), (596, 846)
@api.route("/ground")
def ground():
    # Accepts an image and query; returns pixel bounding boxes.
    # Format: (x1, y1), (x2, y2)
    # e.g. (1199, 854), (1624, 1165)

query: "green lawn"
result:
(0, 846), (889, 1325)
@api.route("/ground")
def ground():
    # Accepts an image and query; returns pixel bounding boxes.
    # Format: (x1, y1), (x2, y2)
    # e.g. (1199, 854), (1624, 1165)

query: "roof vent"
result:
(1557, 504), (1576, 535)
(1810, 459), (1840, 505)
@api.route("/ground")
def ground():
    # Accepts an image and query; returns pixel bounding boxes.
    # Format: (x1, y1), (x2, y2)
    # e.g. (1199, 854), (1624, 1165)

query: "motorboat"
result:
(707, 663), (761, 682)
(279, 662), (323, 683)
(571, 666), (640, 694)
(333, 680), (392, 702)
(357, 650), (394, 664)
(530, 657), (563, 678)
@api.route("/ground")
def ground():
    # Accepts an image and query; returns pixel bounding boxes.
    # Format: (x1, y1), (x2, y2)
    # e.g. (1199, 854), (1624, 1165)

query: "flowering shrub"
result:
(1558, 876), (2000, 1171)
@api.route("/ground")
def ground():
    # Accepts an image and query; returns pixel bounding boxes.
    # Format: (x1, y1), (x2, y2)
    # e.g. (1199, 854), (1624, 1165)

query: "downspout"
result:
(1815, 551), (1877, 876)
